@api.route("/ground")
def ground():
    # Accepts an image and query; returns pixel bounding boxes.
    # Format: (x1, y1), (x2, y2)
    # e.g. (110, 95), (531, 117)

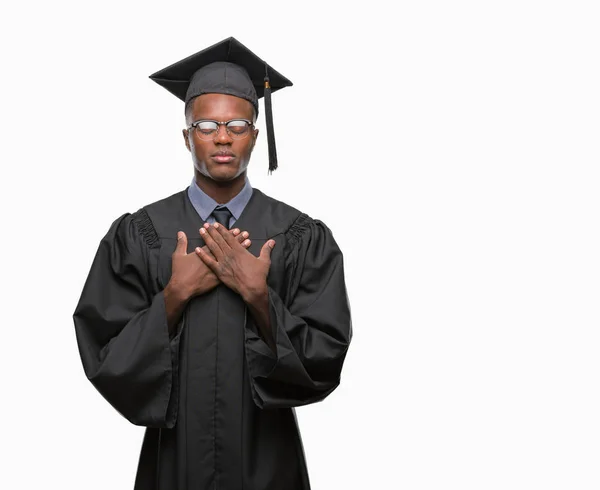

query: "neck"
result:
(194, 170), (247, 204)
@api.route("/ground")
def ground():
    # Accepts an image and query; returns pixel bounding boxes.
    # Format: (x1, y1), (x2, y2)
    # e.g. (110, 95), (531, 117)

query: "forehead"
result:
(190, 93), (254, 120)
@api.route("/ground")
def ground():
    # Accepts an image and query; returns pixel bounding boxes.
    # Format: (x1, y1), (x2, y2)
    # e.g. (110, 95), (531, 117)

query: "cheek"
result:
(235, 139), (255, 158)
(191, 139), (210, 159)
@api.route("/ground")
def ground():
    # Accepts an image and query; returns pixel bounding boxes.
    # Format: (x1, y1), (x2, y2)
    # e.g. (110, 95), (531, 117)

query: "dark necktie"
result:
(212, 206), (232, 228)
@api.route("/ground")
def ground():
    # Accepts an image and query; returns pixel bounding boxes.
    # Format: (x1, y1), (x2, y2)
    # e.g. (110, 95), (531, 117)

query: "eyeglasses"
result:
(188, 119), (254, 141)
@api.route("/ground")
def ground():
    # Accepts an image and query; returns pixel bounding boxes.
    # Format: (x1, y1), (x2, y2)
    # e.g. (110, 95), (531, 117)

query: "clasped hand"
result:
(169, 223), (275, 303)
(197, 222), (275, 302)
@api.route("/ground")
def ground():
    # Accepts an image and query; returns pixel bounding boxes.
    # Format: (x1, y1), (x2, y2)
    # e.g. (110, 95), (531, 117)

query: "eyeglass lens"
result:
(195, 120), (250, 140)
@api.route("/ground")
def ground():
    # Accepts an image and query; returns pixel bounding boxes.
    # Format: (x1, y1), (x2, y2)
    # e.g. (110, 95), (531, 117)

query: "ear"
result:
(182, 128), (191, 152)
(251, 128), (259, 150)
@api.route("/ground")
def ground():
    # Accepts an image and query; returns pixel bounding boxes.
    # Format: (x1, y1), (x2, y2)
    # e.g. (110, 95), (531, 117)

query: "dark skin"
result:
(164, 93), (276, 352)
(164, 228), (252, 335)
(184, 93), (258, 204)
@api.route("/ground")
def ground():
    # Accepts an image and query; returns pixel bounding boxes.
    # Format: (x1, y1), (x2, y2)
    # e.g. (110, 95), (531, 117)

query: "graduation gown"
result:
(73, 187), (352, 490)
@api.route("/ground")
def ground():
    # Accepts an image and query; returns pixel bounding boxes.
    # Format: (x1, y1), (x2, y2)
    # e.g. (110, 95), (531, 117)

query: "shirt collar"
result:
(187, 176), (253, 222)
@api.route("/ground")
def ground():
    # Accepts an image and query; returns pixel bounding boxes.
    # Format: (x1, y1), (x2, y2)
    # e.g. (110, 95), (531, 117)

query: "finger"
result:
(198, 245), (216, 260)
(236, 230), (250, 246)
(174, 231), (188, 255)
(259, 239), (275, 262)
(214, 221), (238, 247)
(201, 235), (243, 256)
(199, 226), (224, 260)
(208, 223), (231, 251)
(232, 228), (251, 248)
(195, 246), (219, 272)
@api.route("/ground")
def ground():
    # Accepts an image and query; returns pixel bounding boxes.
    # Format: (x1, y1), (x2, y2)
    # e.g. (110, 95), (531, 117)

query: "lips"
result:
(212, 152), (235, 163)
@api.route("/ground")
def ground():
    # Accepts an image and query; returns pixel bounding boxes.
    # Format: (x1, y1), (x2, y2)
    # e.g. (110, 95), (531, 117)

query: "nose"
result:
(214, 123), (233, 144)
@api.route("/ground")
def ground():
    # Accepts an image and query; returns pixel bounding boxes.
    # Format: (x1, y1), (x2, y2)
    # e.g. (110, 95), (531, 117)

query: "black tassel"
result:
(264, 74), (278, 173)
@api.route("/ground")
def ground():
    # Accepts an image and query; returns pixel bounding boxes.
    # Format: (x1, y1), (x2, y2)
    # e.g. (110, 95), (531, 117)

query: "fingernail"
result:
(233, 228), (240, 235)
(200, 228), (205, 234)
(270, 240), (275, 248)
(214, 223), (219, 229)
(177, 232), (182, 239)
(244, 239), (250, 246)
(242, 231), (249, 238)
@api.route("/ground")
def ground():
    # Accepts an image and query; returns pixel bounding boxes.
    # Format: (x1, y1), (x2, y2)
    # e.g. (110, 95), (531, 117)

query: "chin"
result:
(194, 158), (248, 182)
(207, 165), (242, 181)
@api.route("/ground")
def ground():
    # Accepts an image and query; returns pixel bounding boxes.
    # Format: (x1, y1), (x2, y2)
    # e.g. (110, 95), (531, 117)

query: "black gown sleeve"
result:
(245, 215), (353, 409)
(73, 211), (181, 428)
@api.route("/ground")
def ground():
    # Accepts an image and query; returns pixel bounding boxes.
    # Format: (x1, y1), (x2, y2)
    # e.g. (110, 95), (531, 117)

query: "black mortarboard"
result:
(149, 37), (293, 173)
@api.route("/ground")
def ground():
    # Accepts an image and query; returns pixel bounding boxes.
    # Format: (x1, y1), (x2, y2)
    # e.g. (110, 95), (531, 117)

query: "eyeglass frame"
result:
(187, 118), (255, 140)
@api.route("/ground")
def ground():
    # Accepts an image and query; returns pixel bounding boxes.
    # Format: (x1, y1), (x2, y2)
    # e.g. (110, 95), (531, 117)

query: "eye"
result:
(226, 120), (250, 135)
(196, 121), (218, 134)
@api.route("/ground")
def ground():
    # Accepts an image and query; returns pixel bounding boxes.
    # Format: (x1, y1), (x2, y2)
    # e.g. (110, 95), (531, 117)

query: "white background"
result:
(1, 1), (599, 489)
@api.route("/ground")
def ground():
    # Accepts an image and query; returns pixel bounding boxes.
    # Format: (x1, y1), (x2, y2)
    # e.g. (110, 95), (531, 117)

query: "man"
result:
(74, 37), (352, 490)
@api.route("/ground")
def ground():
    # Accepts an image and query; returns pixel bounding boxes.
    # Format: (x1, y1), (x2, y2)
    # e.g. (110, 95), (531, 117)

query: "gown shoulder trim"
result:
(285, 212), (313, 251)
(131, 208), (160, 249)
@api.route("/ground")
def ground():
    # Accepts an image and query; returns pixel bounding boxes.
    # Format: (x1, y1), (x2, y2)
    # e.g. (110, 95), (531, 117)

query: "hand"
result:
(168, 227), (252, 301)
(196, 222), (275, 301)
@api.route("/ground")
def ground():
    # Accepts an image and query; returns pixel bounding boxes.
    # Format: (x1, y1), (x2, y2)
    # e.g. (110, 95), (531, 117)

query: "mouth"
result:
(212, 152), (235, 164)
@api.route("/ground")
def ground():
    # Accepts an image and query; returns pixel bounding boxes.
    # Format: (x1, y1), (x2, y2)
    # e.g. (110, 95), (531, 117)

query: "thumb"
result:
(259, 239), (275, 262)
(175, 231), (188, 255)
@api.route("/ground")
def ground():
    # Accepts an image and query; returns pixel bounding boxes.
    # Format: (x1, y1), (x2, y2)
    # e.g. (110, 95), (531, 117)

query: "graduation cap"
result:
(149, 37), (293, 173)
